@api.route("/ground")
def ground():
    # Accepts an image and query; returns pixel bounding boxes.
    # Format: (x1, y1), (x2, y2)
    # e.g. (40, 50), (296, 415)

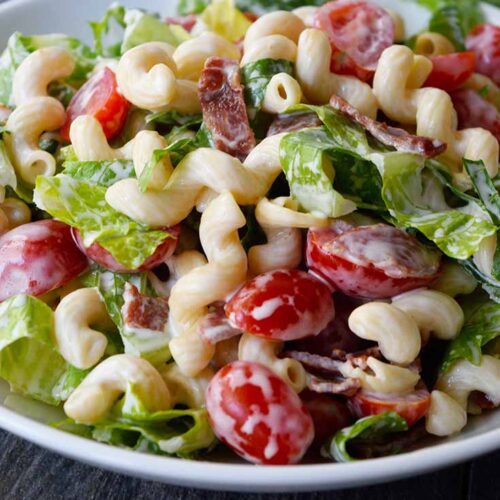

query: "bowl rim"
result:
(0, 0), (499, 492)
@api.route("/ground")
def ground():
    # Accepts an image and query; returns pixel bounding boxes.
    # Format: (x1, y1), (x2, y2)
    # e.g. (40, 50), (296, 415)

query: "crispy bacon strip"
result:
(284, 351), (345, 375)
(122, 283), (169, 332)
(198, 57), (256, 161)
(329, 95), (447, 158)
(332, 347), (383, 370)
(199, 309), (241, 344)
(267, 112), (322, 137)
(307, 375), (361, 396)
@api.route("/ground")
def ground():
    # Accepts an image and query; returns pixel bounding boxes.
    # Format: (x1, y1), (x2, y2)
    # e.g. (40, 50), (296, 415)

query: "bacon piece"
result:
(332, 347), (383, 370)
(199, 309), (241, 344)
(165, 15), (197, 32)
(329, 94), (447, 158)
(284, 351), (345, 375)
(122, 283), (169, 332)
(267, 112), (322, 137)
(307, 374), (361, 396)
(198, 57), (256, 161)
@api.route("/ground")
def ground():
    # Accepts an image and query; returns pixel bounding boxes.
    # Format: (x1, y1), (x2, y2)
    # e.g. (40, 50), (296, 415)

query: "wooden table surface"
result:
(0, 0), (499, 497)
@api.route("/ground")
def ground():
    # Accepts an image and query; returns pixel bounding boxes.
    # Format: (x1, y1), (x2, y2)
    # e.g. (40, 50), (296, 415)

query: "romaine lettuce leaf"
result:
(285, 104), (497, 260)
(145, 110), (202, 127)
(241, 59), (294, 117)
(201, 0), (252, 42)
(461, 259), (500, 303)
(325, 411), (408, 462)
(90, 4), (190, 57)
(33, 174), (171, 269)
(56, 383), (215, 457)
(280, 127), (357, 218)
(62, 159), (136, 187)
(84, 270), (170, 366)
(138, 138), (197, 192)
(0, 32), (96, 106)
(416, 0), (484, 50)
(441, 298), (500, 373)
(0, 295), (87, 405)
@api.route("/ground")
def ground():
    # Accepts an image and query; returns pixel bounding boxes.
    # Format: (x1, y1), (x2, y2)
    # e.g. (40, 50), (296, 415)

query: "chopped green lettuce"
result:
(33, 174), (172, 269)
(325, 411), (408, 462)
(145, 110), (202, 127)
(0, 295), (87, 405)
(84, 270), (170, 365)
(178, 0), (325, 15)
(201, 0), (252, 42)
(241, 59), (294, 118)
(415, 0), (484, 50)
(62, 159), (136, 187)
(56, 383), (215, 457)
(280, 127), (357, 218)
(0, 32), (96, 106)
(282, 104), (497, 260)
(441, 298), (500, 373)
(90, 3), (190, 57)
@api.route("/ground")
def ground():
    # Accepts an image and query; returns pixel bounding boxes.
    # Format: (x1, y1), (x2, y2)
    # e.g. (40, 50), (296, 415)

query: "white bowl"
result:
(0, 0), (499, 492)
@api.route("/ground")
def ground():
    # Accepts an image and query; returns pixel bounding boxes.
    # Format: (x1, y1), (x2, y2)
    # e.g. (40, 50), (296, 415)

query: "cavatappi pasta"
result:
(0, 0), (498, 466)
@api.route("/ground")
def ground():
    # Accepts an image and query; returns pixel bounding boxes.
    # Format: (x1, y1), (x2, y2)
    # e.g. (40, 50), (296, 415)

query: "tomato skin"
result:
(450, 88), (500, 143)
(314, 0), (394, 79)
(165, 15), (197, 32)
(466, 24), (500, 86)
(306, 223), (441, 300)
(0, 220), (88, 301)
(348, 389), (431, 427)
(61, 67), (129, 142)
(300, 390), (353, 448)
(424, 52), (476, 91)
(71, 225), (180, 273)
(205, 361), (314, 465)
(225, 269), (335, 342)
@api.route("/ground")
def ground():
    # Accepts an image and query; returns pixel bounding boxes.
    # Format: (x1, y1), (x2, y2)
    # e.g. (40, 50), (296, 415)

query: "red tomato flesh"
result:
(466, 24), (500, 86)
(71, 225), (180, 273)
(348, 389), (431, 427)
(205, 361), (314, 464)
(300, 390), (352, 448)
(225, 269), (335, 342)
(0, 220), (88, 301)
(306, 222), (441, 299)
(424, 52), (476, 91)
(61, 67), (129, 142)
(450, 88), (500, 143)
(314, 0), (394, 80)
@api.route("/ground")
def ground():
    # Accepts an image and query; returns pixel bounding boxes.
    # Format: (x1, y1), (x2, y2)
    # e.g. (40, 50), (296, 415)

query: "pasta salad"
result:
(0, 0), (499, 465)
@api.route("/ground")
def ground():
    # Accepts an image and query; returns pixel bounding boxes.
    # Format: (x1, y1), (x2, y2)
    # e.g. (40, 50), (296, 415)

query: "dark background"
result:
(0, 0), (499, 498)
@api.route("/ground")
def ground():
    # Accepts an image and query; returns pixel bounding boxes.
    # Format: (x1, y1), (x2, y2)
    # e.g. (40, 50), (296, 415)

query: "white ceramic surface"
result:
(0, 0), (499, 492)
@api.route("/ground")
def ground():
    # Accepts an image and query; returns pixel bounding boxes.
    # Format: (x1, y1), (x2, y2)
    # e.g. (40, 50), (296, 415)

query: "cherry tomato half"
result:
(466, 24), (500, 86)
(306, 222), (441, 299)
(205, 361), (314, 464)
(0, 220), (88, 301)
(225, 269), (335, 342)
(61, 67), (129, 142)
(314, 0), (394, 81)
(424, 52), (476, 92)
(71, 225), (180, 273)
(450, 88), (500, 143)
(348, 389), (431, 427)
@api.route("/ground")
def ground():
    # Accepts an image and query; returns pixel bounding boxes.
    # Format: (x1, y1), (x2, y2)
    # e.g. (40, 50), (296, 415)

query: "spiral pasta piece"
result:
(116, 42), (199, 113)
(373, 45), (499, 179)
(169, 191), (248, 376)
(4, 96), (65, 185)
(13, 47), (75, 106)
(64, 354), (171, 424)
(105, 133), (286, 227)
(296, 29), (378, 118)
